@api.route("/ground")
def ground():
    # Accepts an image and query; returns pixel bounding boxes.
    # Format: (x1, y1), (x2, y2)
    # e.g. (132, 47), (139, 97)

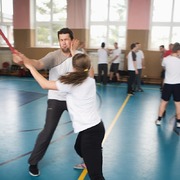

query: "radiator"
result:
(0, 50), (12, 69)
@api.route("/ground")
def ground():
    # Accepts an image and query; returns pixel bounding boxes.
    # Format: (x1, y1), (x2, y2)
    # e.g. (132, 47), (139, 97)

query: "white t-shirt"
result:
(112, 48), (121, 64)
(40, 49), (81, 100)
(162, 55), (180, 84)
(127, 51), (136, 71)
(56, 77), (101, 133)
(97, 48), (108, 64)
(136, 50), (144, 69)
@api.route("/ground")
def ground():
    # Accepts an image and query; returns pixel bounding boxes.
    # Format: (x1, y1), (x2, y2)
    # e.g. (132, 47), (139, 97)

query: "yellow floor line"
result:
(78, 169), (88, 180)
(102, 94), (131, 145)
(78, 94), (131, 180)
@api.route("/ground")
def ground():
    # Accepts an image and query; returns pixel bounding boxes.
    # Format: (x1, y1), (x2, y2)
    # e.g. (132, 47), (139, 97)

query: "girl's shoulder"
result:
(84, 77), (96, 86)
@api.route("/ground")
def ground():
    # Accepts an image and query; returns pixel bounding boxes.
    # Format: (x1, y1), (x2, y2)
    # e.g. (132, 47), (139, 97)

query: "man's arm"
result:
(141, 51), (145, 68)
(110, 55), (119, 63)
(142, 57), (145, 69)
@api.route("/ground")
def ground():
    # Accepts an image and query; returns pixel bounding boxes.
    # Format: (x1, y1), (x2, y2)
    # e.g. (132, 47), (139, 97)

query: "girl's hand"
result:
(20, 54), (32, 70)
(71, 39), (80, 56)
(12, 50), (23, 65)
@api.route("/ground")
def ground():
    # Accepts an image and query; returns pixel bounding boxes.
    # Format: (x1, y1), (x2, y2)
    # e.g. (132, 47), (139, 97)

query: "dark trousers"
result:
(133, 69), (142, 90)
(98, 64), (108, 85)
(74, 121), (105, 180)
(28, 99), (67, 165)
(127, 70), (136, 93)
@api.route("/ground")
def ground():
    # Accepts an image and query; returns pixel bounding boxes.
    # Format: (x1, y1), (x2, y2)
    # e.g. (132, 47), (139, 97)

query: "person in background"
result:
(155, 42), (180, 128)
(133, 42), (145, 92)
(127, 43), (138, 95)
(109, 42), (121, 82)
(164, 43), (173, 57)
(13, 27), (94, 177)
(97, 42), (109, 85)
(23, 53), (106, 180)
(159, 43), (173, 91)
(159, 45), (166, 58)
(159, 45), (166, 91)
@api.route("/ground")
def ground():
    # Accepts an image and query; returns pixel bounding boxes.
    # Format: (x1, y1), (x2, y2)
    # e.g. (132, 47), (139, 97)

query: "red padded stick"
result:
(0, 29), (15, 53)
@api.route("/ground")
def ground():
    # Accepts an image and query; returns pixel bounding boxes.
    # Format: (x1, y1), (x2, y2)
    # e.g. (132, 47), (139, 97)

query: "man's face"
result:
(134, 45), (138, 52)
(58, 33), (73, 53)
(137, 44), (141, 49)
(114, 43), (118, 49)
(159, 47), (164, 52)
(177, 50), (180, 57)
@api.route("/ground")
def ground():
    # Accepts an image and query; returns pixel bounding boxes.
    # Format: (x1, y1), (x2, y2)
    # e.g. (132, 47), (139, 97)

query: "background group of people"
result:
(97, 41), (145, 95)
(97, 42), (121, 85)
(159, 43), (174, 91)
(126, 42), (145, 95)
(156, 42), (180, 129)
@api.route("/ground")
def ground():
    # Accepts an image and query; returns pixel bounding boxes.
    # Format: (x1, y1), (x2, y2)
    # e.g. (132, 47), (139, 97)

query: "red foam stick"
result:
(0, 29), (15, 53)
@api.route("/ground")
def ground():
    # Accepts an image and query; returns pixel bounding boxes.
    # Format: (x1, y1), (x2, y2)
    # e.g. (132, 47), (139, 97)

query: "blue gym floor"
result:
(0, 76), (180, 180)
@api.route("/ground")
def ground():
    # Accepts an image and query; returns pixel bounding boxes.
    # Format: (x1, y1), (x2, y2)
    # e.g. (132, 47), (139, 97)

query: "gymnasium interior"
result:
(0, 0), (180, 180)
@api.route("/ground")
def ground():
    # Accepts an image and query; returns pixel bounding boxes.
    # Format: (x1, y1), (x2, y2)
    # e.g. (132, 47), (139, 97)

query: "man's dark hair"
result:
(101, 42), (105, 48)
(172, 42), (180, 53)
(160, 45), (165, 48)
(130, 43), (136, 50)
(57, 28), (74, 40)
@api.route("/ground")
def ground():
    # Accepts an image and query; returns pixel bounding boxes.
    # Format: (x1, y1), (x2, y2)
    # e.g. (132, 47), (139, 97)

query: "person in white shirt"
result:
(97, 42), (109, 85)
(23, 53), (105, 180)
(109, 42), (121, 82)
(155, 42), (180, 128)
(13, 28), (75, 176)
(133, 42), (145, 92)
(127, 43), (138, 95)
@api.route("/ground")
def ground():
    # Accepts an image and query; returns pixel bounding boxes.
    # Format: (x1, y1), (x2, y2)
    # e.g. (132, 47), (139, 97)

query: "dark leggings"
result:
(28, 99), (67, 165)
(74, 121), (105, 180)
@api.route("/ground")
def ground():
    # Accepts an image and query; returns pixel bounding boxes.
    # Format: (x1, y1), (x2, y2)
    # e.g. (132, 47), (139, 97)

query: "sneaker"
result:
(73, 163), (87, 170)
(177, 122), (180, 128)
(155, 119), (161, 126)
(128, 91), (134, 96)
(29, 165), (40, 176)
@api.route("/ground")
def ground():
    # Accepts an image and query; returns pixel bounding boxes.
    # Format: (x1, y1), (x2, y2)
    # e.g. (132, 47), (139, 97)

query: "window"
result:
(149, 0), (180, 50)
(0, 0), (13, 47)
(88, 0), (128, 49)
(35, 0), (67, 47)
